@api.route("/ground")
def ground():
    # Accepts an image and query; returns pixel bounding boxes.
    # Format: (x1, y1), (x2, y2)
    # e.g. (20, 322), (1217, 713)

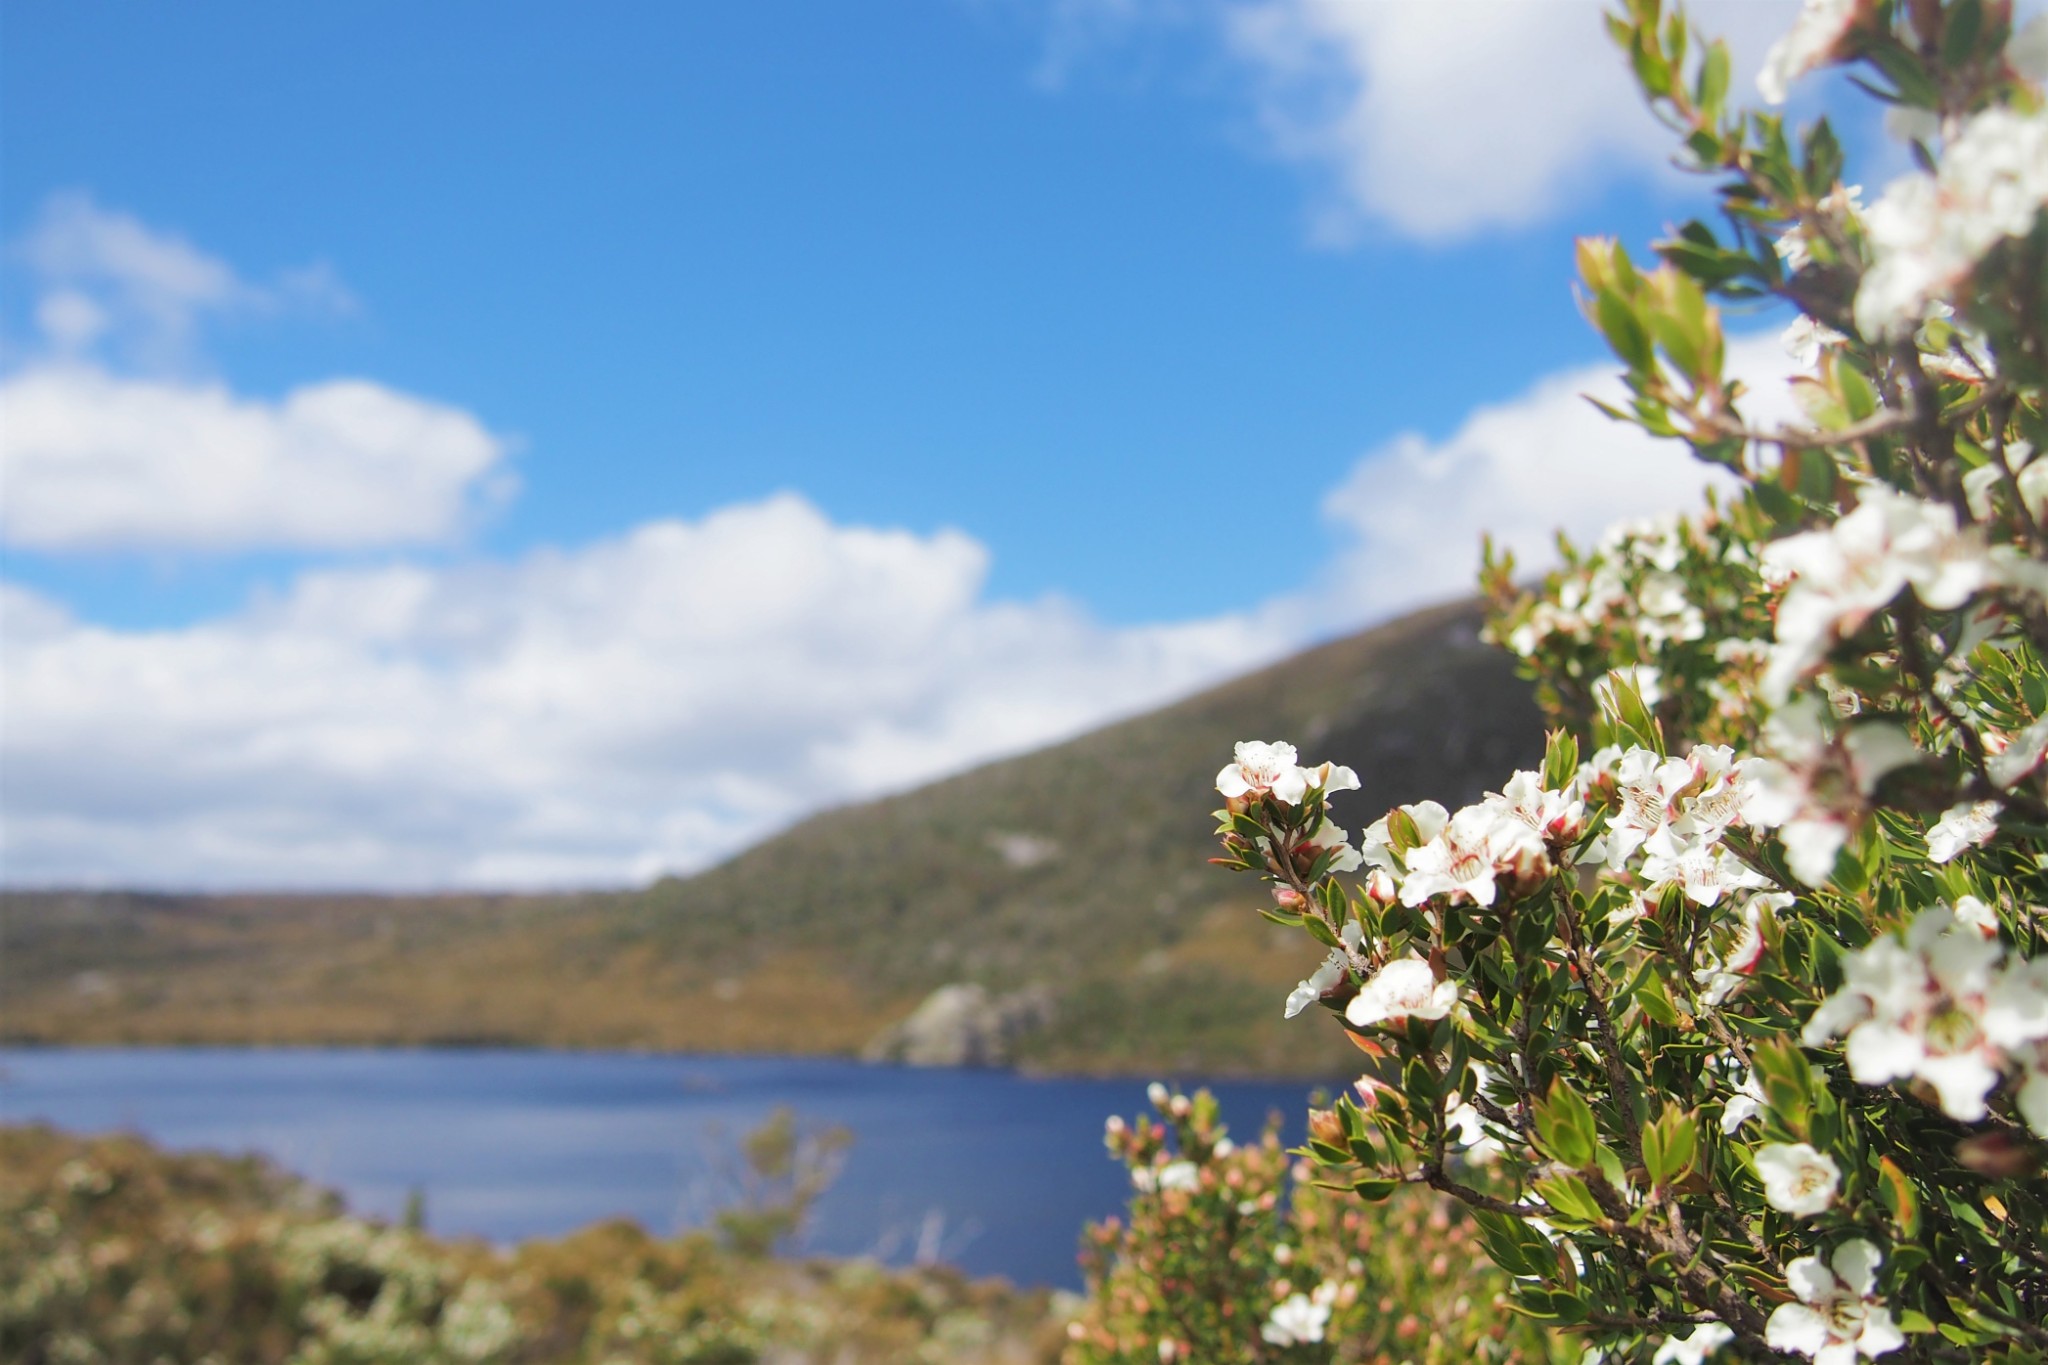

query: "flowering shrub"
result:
(1180, 1), (2048, 1360)
(1062, 1084), (1567, 1364)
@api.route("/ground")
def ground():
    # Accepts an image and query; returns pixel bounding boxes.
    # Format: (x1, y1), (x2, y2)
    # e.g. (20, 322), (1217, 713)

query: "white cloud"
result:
(0, 494), (1290, 888)
(1300, 329), (1800, 623)
(1, 196), (506, 554)
(0, 365), (513, 552)
(1223, 0), (1798, 241)
(15, 191), (354, 369)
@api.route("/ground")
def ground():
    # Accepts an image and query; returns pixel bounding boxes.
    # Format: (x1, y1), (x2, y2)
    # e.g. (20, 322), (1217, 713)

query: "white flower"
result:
(1156, 1160), (1199, 1192)
(1673, 746), (1775, 844)
(1856, 107), (2048, 338)
(1748, 701), (1922, 886)
(1926, 799), (2000, 862)
(1802, 906), (2019, 1120)
(1988, 714), (2048, 789)
(1285, 949), (1349, 1020)
(1346, 955), (1457, 1028)
(1217, 740), (1309, 805)
(1758, 0), (1864, 103)
(1260, 1292), (1330, 1346)
(1762, 488), (1993, 700)
(1766, 1239), (1906, 1363)
(1489, 769), (1588, 845)
(1304, 817), (1364, 875)
(1642, 830), (1771, 907)
(1605, 747), (1695, 866)
(1653, 1322), (1735, 1364)
(1303, 760), (1362, 796)
(1721, 1069), (1767, 1134)
(1952, 894), (1999, 938)
(1784, 315), (1848, 369)
(1695, 893), (1790, 1006)
(1755, 1142), (1841, 1216)
(1359, 799), (1449, 869)
(1399, 802), (1545, 908)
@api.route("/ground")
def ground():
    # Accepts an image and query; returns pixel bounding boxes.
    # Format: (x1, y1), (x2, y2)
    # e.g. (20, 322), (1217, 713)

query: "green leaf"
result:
(1351, 1178), (1398, 1202)
(1533, 1078), (1598, 1170)
(1534, 1174), (1605, 1227)
(1696, 39), (1729, 115)
(1595, 290), (1655, 372)
(1644, 1108), (1699, 1187)
(1473, 1211), (1558, 1279)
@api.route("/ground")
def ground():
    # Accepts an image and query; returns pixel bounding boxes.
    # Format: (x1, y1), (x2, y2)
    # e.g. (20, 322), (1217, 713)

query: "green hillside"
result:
(2, 598), (1542, 1076)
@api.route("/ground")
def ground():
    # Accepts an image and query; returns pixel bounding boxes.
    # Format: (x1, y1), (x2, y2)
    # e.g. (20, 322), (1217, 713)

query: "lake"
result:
(0, 1048), (1320, 1289)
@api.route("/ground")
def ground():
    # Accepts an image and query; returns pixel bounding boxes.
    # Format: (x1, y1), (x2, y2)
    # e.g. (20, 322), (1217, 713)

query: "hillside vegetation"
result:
(3, 599), (1541, 1075)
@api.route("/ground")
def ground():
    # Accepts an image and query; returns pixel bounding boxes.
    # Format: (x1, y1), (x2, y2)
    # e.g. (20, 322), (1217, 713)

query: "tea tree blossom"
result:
(1765, 1240), (1905, 1363)
(1345, 955), (1457, 1028)
(1605, 748), (1695, 866)
(1284, 949), (1348, 1020)
(1398, 802), (1545, 907)
(1641, 832), (1771, 907)
(1927, 799), (2001, 862)
(1754, 1143), (1841, 1217)
(1801, 906), (2048, 1121)
(1758, 0), (1866, 103)
(1761, 489), (1993, 701)
(1654, 1322), (1735, 1364)
(1217, 741), (1309, 805)
(1259, 1290), (1330, 1346)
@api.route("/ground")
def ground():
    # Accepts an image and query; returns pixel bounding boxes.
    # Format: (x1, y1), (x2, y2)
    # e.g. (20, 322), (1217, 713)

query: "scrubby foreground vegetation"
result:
(1074, 0), (2048, 1360)
(0, 1123), (1068, 1365)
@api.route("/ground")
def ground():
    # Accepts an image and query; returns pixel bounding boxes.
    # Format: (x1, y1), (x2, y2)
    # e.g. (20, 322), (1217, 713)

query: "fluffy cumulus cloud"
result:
(0, 495), (1287, 887)
(1, 368), (512, 552)
(1, 194), (505, 552)
(1304, 330), (1800, 624)
(1225, 0), (1797, 240)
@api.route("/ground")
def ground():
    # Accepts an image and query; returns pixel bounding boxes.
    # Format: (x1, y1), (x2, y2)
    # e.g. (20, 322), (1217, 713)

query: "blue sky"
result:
(2, 0), (1827, 887)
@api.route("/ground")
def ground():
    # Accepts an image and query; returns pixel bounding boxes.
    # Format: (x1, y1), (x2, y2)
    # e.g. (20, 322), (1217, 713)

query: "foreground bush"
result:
(0, 1124), (1064, 1365)
(1063, 1084), (1571, 1364)
(1092, 0), (2048, 1360)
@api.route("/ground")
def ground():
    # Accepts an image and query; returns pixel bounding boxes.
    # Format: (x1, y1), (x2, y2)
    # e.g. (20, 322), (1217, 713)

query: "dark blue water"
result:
(0, 1048), (1316, 1288)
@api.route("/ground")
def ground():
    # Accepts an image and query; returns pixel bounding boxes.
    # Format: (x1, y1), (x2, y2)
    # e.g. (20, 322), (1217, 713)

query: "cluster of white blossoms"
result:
(1499, 517), (1710, 663)
(1802, 904), (2048, 1131)
(1856, 104), (2048, 338)
(1760, 486), (1997, 701)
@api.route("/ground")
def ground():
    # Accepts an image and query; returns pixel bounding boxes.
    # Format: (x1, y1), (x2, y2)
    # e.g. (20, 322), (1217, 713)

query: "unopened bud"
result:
(1273, 886), (1306, 909)
(1363, 868), (1397, 905)
(1146, 1081), (1169, 1108)
(1308, 1107), (1346, 1146)
(1169, 1094), (1191, 1118)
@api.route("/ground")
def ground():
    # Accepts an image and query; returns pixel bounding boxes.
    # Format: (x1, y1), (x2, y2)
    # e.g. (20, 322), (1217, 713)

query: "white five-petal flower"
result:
(1345, 955), (1457, 1028)
(1755, 1142), (1842, 1217)
(1765, 1239), (1905, 1363)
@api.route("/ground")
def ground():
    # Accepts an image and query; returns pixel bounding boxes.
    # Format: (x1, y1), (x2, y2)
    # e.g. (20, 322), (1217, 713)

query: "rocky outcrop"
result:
(860, 983), (1053, 1067)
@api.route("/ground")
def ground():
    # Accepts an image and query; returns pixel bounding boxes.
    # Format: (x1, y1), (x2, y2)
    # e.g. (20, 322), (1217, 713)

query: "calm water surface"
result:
(0, 1048), (1317, 1288)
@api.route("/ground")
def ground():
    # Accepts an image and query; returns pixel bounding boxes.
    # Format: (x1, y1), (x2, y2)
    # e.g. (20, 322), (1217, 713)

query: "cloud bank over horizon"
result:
(0, 183), (1783, 888)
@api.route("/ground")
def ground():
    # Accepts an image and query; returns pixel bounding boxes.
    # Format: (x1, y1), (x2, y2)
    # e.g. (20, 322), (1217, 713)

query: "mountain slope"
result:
(3, 598), (1543, 1075)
